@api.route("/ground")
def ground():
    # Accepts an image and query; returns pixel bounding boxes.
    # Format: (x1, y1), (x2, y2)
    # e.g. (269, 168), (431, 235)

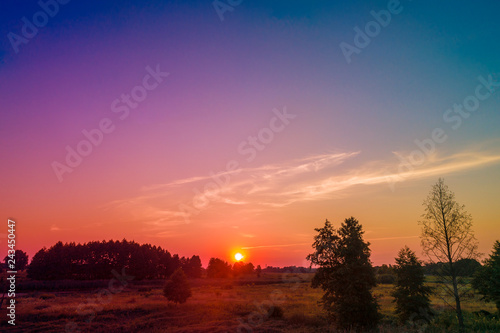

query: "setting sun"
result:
(234, 253), (244, 261)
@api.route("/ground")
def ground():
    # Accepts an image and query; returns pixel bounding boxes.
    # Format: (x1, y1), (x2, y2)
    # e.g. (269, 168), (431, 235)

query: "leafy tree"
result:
(4, 250), (29, 271)
(306, 218), (380, 330)
(392, 246), (433, 324)
(163, 268), (191, 304)
(472, 241), (500, 313)
(419, 178), (479, 331)
(206, 258), (232, 278)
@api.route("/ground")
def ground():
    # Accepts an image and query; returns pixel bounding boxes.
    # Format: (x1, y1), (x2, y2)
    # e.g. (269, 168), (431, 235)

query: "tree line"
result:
(27, 239), (202, 280)
(375, 258), (482, 278)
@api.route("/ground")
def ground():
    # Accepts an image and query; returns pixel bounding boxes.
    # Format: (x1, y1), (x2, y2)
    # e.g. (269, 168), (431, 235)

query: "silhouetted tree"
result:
(44, 241), (71, 279)
(157, 249), (173, 278)
(472, 241), (500, 313)
(4, 250), (29, 271)
(246, 262), (255, 274)
(392, 246), (433, 324)
(169, 254), (182, 277)
(233, 262), (254, 276)
(419, 178), (479, 331)
(307, 218), (380, 330)
(256, 265), (262, 277)
(27, 248), (48, 279)
(206, 258), (232, 278)
(182, 255), (202, 278)
(163, 268), (191, 304)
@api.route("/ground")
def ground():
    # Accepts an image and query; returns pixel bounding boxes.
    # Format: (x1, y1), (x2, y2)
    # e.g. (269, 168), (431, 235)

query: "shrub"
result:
(163, 268), (191, 304)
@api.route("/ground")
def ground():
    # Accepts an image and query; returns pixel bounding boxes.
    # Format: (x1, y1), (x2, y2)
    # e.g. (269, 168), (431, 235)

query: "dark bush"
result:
(163, 268), (191, 304)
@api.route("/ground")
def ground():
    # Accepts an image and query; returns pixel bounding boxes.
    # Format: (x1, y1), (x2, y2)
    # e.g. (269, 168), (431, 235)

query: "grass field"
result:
(2, 273), (499, 332)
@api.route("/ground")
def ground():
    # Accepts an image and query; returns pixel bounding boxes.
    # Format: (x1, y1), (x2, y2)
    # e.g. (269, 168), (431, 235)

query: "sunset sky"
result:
(1, 0), (499, 267)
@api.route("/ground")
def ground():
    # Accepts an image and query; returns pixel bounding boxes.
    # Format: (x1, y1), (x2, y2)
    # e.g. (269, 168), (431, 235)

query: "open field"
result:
(1, 273), (499, 332)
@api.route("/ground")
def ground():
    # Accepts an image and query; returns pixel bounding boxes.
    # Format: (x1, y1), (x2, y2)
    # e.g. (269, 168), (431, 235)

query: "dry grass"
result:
(2, 273), (498, 332)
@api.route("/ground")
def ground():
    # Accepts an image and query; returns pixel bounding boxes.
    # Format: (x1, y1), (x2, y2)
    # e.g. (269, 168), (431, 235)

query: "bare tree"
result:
(419, 178), (479, 331)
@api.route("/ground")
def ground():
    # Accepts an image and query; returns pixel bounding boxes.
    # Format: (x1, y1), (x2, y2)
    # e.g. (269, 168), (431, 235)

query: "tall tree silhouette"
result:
(307, 217), (379, 330)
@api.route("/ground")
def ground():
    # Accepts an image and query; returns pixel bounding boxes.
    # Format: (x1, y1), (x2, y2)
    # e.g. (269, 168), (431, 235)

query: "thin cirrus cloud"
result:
(105, 146), (500, 231)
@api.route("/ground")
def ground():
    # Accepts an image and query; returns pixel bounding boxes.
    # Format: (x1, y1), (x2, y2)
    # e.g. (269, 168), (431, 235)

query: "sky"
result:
(1, 0), (499, 267)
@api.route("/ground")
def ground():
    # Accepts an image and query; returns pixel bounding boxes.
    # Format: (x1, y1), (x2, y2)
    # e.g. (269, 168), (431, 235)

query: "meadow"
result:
(3, 273), (499, 332)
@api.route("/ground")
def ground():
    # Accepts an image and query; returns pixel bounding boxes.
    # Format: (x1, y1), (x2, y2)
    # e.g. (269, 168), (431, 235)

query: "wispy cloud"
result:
(104, 146), (500, 231)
